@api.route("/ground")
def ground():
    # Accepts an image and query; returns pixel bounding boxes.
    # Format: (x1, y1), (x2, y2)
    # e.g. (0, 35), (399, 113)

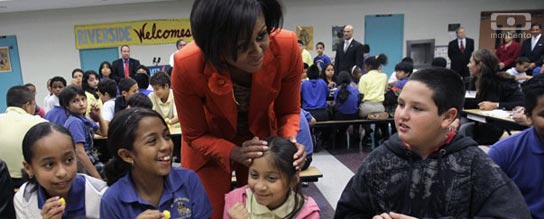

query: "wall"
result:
(0, 0), (542, 103)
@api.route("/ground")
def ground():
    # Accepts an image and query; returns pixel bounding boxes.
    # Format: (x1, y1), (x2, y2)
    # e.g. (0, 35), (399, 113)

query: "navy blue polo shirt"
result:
(100, 167), (212, 219)
(489, 127), (544, 218)
(38, 175), (86, 218)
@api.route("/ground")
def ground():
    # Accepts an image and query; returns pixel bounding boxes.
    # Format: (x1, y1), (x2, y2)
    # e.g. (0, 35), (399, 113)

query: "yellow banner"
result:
(75, 19), (192, 49)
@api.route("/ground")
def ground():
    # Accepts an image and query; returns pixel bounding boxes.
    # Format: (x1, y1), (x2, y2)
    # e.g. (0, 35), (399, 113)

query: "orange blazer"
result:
(171, 30), (302, 173)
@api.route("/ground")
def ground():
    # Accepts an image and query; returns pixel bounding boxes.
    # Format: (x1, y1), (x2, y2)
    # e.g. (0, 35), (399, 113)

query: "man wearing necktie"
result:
(520, 23), (544, 73)
(448, 27), (474, 80)
(111, 45), (141, 83)
(334, 24), (364, 79)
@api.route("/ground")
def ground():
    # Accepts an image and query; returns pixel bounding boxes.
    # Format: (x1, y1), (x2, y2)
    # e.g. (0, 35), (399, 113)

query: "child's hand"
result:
(135, 209), (167, 219)
(373, 212), (418, 219)
(89, 103), (101, 121)
(228, 202), (249, 219)
(40, 196), (65, 219)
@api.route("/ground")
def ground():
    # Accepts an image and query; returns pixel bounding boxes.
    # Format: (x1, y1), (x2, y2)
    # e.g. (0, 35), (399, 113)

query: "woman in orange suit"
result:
(171, 0), (306, 218)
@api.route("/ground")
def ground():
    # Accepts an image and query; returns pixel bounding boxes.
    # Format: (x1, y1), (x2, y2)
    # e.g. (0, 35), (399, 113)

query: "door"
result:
(365, 14), (404, 76)
(79, 47), (118, 72)
(0, 36), (23, 111)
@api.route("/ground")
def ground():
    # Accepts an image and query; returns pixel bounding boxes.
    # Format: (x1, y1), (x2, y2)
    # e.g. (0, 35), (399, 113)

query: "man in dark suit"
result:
(334, 25), (363, 77)
(111, 45), (141, 83)
(520, 23), (544, 73)
(448, 27), (474, 79)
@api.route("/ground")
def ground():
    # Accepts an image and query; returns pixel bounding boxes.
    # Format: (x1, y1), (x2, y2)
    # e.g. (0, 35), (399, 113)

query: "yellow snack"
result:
(59, 197), (66, 206)
(163, 210), (171, 219)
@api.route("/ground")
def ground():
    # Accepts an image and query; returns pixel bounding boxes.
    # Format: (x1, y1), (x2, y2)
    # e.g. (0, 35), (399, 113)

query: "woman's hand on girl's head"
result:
(40, 196), (65, 219)
(288, 137), (307, 170)
(135, 209), (166, 219)
(228, 202), (249, 219)
(231, 137), (268, 166)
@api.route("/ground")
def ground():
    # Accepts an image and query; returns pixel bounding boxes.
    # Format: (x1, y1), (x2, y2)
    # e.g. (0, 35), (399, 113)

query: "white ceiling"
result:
(0, 0), (176, 14)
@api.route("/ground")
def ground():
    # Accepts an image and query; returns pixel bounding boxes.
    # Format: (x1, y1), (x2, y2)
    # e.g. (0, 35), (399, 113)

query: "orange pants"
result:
(196, 161), (248, 219)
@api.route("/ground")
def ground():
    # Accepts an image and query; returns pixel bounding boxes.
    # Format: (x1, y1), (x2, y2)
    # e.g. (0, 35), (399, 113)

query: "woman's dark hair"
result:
(127, 93), (153, 109)
(263, 136), (305, 218)
(82, 70), (100, 99)
(98, 61), (113, 79)
(306, 64), (320, 80)
(190, 0), (283, 72)
(59, 86), (86, 110)
(105, 108), (168, 185)
(23, 122), (74, 165)
(336, 71), (352, 104)
(71, 68), (84, 78)
(471, 49), (514, 100)
(364, 53), (387, 70)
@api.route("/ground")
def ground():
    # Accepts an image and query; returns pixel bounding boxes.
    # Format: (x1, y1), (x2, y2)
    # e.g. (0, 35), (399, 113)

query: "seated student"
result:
(134, 72), (151, 96)
(321, 63), (337, 89)
(15, 122), (107, 219)
(61, 86), (108, 179)
(298, 109), (315, 170)
(148, 71), (179, 124)
(506, 56), (533, 83)
(301, 64), (330, 121)
(387, 57), (415, 86)
(135, 65), (154, 91)
(335, 68), (531, 218)
(0, 86), (46, 188)
(24, 83), (45, 118)
(431, 57), (448, 68)
(489, 75), (544, 218)
(351, 66), (363, 85)
(313, 41), (331, 71)
(44, 76), (66, 112)
(127, 93), (153, 109)
(334, 71), (360, 120)
(225, 137), (320, 219)
(301, 63), (309, 81)
(0, 159), (15, 219)
(97, 79), (118, 124)
(98, 61), (114, 81)
(100, 108), (212, 219)
(71, 68), (84, 87)
(358, 54), (388, 118)
(384, 62), (413, 117)
(103, 78), (138, 121)
(82, 70), (103, 120)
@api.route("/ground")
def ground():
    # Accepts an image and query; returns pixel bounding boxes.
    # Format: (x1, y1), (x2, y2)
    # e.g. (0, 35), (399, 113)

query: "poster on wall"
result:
(332, 26), (344, 51)
(74, 18), (192, 49)
(0, 47), (11, 72)
(296, 26), (314, 50)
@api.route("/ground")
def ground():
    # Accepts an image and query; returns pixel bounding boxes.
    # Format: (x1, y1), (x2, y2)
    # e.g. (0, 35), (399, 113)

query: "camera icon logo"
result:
(491, 13), (531, 31)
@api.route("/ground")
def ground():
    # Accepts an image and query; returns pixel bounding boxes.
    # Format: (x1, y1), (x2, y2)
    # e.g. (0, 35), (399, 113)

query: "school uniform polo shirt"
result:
(64, 114), (98, 151)
(358, 69), (387, 102)
(148, 89), (177, 120)
(44, 105), (68, 126)
(334, 85), (360, 115)
(38, 175), (86, 218)
(100, 168), (212, 219)
(489, 127), (544, 219)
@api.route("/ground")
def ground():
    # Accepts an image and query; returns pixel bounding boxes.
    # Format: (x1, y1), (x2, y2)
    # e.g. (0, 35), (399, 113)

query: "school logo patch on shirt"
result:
(171, 197), (191, 219)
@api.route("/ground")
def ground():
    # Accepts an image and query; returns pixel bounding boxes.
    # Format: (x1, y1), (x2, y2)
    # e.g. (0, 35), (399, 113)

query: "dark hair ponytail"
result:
(265, 137), (305, 218)
(105, 107), (168, 185)
(336, 71), (352, 104)
(364, 53), (388, 70)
